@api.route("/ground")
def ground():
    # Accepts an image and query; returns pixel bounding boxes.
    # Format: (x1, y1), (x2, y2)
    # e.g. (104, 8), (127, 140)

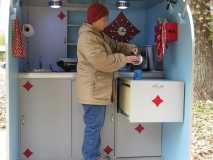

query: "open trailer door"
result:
(6, 0), (21, 160)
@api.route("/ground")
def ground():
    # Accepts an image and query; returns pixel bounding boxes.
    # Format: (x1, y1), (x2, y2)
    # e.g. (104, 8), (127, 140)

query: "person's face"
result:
(93, 16), (108, 31)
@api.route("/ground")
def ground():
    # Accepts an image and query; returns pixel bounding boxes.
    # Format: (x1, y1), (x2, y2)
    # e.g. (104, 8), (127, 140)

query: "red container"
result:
(165, 23), (178, 42)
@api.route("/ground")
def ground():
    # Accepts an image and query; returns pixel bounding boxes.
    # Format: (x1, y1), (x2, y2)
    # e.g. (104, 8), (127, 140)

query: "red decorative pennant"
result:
(104, 12), (140, 42)
(103, 145), (113, 154)
(12, 17), (26, 58)
(22, 81), (33, 91)
(135, 124), (144, 134)
(58, 11), (66, 20)
(152, 95), (164, 107)
(22, 148), (33, 158)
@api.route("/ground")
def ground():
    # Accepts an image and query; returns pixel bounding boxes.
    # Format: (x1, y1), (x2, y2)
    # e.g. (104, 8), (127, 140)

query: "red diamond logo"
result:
(58, 11), (66, 20)
(135, 124), (144, 134)
(152, 95), (163, 107)
(22, 81), (33, 91)
(103, 145), (113, 154)
(22, 148), (33, 158)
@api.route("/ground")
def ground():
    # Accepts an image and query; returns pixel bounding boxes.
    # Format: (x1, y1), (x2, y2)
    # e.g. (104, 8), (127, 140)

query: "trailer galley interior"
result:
(7, 0), (194, 160)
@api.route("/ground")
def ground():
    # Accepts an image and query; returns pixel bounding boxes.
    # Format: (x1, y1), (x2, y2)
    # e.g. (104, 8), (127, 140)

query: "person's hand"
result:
(126, 56), (140, 65)
(128, 44), (139, 55)
(131, 47), (139, 55)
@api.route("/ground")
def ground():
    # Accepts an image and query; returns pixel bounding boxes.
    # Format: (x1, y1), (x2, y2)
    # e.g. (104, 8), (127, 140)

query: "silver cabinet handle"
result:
(152, 84), (164, 88)
(111, 113), (114, 122)
(20, 115), (24, 126)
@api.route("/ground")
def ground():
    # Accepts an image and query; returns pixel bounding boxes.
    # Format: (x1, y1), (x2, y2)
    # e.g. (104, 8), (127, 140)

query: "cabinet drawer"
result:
(118, 79), (184, 122)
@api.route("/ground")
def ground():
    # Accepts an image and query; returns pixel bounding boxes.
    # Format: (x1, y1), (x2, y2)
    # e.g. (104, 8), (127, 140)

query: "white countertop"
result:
(18, 72), (77, 79)
(18, 71), (164, 79)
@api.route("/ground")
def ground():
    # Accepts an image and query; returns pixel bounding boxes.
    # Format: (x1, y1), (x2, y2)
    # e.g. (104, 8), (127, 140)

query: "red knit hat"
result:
(87, 3), (109, 24)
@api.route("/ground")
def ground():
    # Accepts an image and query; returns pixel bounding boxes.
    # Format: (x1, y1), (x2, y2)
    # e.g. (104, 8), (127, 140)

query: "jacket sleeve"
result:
(78, 33), (127, 73)
(104, 34), (137, 56)
(115, 41), (137, 56)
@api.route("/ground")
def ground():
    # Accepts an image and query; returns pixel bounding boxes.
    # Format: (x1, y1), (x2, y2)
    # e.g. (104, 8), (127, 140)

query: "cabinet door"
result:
(71, 80), (115, 159)
(71, 80), (84, 159)
(116, 113), (161, 158)
(19, 79), (71, 160)
(116, 157), (161, 160)
(100, 104), (115, 158)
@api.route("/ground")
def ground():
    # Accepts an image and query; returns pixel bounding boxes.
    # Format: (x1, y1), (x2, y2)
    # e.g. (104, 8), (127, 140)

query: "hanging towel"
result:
(12, 17), (26, 58)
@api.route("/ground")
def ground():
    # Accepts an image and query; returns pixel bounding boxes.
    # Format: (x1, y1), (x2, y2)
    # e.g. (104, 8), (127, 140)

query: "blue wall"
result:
(146, 1), (194, 160)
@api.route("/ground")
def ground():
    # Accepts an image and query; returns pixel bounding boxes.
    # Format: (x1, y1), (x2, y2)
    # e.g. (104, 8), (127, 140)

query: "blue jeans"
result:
(82, 104), (106, 160)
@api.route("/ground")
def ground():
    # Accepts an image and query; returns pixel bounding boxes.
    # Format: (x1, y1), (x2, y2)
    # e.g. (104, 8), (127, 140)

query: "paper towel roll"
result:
(134, 55), (143, 65)
(22, 24), (35, 37)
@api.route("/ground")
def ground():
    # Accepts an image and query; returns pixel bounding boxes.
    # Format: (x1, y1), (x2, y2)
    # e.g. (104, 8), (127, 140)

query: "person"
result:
(76, 3), (140, 160)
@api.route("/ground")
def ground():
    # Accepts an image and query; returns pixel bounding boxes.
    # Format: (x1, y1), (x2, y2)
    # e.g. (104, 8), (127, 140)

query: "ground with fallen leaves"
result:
(191, 101), (213, 160)
(0, 65), (6, 129)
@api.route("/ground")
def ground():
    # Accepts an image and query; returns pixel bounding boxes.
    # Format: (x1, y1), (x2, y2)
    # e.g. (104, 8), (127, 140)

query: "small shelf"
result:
(67, 10), (85, 58)
(67, 11), (85, 25)
(67, 24), (81, 27)
(66, 43), (77, 46)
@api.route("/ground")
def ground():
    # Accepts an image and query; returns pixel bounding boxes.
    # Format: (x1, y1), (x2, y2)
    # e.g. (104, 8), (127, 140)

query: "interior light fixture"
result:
(116, 0), (129, 10)
(48, 0), (63, 9)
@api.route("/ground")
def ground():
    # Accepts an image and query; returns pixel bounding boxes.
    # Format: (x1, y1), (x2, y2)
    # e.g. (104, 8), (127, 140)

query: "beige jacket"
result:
(76, 23), (135, 105)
